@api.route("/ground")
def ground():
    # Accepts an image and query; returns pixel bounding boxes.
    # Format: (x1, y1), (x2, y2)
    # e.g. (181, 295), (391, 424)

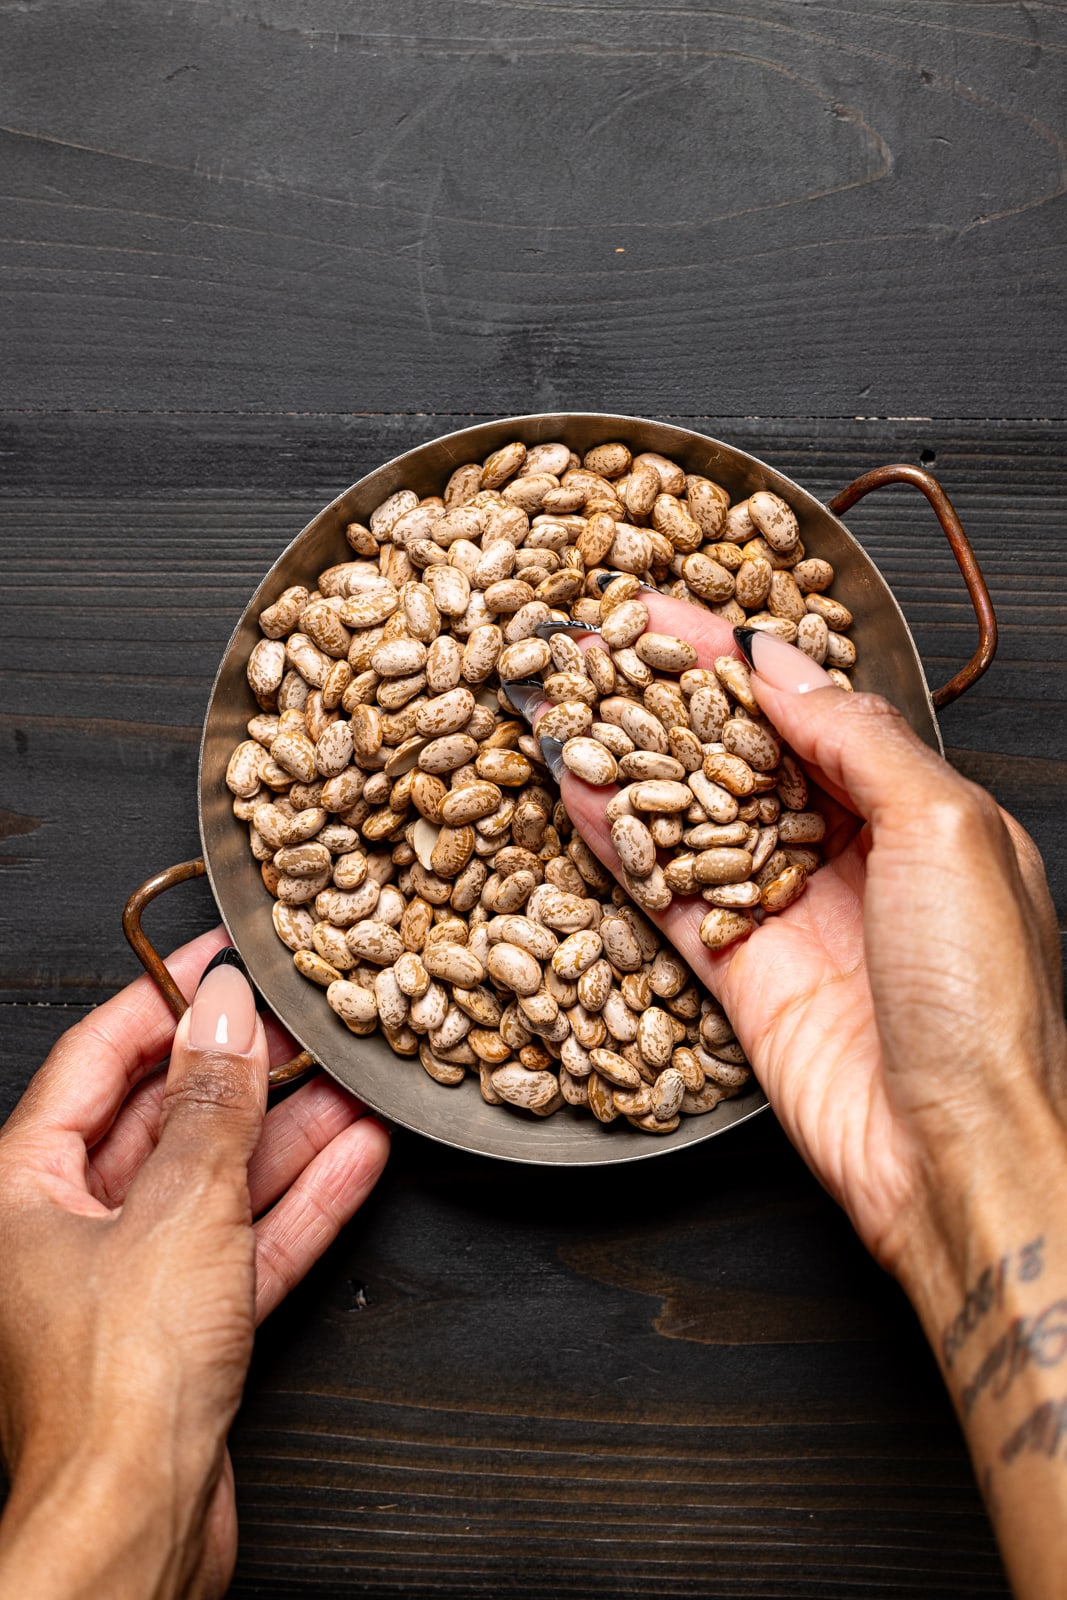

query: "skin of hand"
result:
(546, 594), (1067, 1277)
(0, 925), (390, 1600)
(545, 595), (1067, 1598)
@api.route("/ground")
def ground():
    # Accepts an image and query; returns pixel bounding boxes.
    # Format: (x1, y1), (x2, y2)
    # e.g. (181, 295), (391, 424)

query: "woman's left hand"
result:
(0, 925), (390, 1600)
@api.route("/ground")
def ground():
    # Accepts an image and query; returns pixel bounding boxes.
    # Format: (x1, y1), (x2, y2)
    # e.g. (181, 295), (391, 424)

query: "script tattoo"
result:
(1000, 1394), (1067, 1465)
(942, 1237), (1045, 1370)
(961, 1298), (1067, 1418)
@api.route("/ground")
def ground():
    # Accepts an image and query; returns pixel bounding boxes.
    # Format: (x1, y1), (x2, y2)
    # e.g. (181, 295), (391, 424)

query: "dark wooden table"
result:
(3, 3), (1064, 1594)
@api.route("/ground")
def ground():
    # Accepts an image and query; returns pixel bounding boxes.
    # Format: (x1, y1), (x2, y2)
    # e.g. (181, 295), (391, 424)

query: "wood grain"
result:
(0, 998), (1007, 1596)
(2, 0), (1064, 1592)
(215, 1118), (1007, 1597)
(2, 413), (1063, 1004)
(0, 410), (1043, 1597)
(1, 1), (1065, 417)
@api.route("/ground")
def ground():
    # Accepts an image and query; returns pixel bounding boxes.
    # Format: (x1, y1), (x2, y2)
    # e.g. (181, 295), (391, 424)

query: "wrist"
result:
(0, 1427), (214, 1600)
(892, 1076), (1067, 1362)
(886, 1084), (1067, 1600)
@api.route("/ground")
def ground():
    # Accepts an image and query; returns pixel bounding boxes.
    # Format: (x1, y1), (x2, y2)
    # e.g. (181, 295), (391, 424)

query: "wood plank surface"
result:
(3, 413), (1064, 1005)
(0, 416), (1033, 1600)
(1, 1), (1064, 417)
(2, 0), (1065, 1594)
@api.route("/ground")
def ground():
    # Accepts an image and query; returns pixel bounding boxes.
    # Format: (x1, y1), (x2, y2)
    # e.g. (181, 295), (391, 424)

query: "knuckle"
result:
(816, 690), (914, 769)
(957, 777), (1002, 829)
(136, 1146), (252, 1222)
(924, 780), (999, 847)
(258, 1226), (303, 1286)
(838, 691), (907, 734)
(162, 1053), (259, 1120)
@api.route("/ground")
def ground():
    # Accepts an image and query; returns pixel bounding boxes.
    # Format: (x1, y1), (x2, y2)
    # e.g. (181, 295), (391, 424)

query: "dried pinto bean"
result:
(229, 436), (856, 1135)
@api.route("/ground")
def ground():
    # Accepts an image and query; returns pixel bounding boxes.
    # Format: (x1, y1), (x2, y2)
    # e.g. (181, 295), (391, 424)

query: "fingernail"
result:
(199, 944), (267, 1010)
(593, 570), (659, 597)
(190, 953), (257, 1053)
(733, 627), (835, 694)
(532, 619), (601, 640)
(199, 946), (248, 981)
(594, 570), (625, 594)
(502, 679), (545, 725)
(538, 735), (566, 781)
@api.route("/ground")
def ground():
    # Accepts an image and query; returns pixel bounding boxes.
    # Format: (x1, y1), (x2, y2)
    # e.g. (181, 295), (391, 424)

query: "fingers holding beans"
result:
(227, 441), (866, 1135)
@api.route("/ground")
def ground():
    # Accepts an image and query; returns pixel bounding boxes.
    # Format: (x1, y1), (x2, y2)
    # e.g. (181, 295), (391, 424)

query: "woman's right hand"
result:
(555, 609), (1067, 1596)
(741, 632), (1066, 1258)
(552, 608), (1067, 1283)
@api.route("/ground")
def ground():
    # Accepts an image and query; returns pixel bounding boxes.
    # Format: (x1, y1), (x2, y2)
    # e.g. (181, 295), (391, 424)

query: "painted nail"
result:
(199, 946), (248, 981)
(593, 570), (658, 596)
(733, 627), (836, 694)
(198, 944), (267, 1010)
(532, 619), (600, 640)
(190, 952), (257, 1053)
(594, 570), (625, 594)
(502, 680), (545, 725)
(538, 735), (566, 781)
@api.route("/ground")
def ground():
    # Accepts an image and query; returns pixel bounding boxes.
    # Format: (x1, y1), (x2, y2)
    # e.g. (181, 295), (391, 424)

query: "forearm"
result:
(897, 1085), (1067, 1600)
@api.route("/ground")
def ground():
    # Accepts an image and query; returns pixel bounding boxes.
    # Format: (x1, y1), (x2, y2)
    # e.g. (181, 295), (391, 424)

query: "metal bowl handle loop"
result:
(828, 463), (997, 708)
(121, 858), (315, 1088)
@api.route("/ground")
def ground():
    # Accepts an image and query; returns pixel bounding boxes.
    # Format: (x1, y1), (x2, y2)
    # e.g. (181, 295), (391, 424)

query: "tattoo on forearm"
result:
(961, 1298), (1067, 1418)
(1000, 1395), (1067, 1465)
(942, 1237), (1045, 1369)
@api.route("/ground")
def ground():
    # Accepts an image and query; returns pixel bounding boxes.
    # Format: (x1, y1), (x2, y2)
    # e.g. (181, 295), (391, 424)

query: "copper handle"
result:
(828, 463), (997, 708)
(122, 859), (315, 1088)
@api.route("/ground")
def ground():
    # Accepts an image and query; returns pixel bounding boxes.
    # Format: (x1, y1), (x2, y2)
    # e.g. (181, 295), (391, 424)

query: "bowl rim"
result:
(197, 412), (940, 1165)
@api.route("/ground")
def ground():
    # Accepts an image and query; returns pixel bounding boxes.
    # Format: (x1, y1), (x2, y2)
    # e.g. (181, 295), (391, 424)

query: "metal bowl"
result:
(130, 414), (995, 1165)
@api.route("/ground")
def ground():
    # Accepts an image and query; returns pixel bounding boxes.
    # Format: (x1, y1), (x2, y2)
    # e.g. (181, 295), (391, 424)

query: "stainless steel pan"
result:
(124, 415), (996, 1165)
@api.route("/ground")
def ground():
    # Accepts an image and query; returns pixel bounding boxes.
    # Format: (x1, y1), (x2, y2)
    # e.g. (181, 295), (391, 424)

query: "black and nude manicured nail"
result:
(190, 948), (257, 1052)
(532, 619), (601, 640)
(733, 626), (835, 693)
(733, 627), (759, 669)
(594, 570), (659, 596)
(538, 735), (566, 782)
(199, 945), (249, 982)
(503, 679), (545, 725)
(197, 945), (267, 1011)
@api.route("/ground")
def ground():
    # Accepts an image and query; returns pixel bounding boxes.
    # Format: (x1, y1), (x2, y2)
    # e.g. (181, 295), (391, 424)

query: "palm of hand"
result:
(711, 837), (920, 1270)
(556, 753), (920, 1265)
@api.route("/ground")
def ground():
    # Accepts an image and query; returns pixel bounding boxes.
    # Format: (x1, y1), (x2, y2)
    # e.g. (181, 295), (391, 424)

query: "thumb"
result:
(738, 628), (953, 825)
(152, 950), (269, 1183)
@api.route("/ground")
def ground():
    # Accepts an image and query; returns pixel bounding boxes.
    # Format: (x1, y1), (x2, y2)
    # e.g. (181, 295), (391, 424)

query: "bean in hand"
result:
(227, 439), (858, 1134)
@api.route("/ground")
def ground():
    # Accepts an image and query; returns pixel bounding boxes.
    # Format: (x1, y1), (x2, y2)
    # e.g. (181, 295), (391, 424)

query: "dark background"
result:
(2, 2), (1065, 1594)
